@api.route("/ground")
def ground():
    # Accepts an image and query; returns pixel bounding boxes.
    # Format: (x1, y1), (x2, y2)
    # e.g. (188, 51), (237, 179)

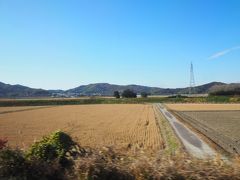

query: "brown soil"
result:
(166, 103), (240, 111)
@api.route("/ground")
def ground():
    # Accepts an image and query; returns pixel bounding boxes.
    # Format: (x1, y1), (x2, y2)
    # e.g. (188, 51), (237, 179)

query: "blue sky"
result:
(0, 0), (240, 90)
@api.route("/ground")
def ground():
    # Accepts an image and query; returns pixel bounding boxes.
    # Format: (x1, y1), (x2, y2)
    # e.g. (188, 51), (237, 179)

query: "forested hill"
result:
(66, 82), (226, 96)
(0, 81), (227, 97)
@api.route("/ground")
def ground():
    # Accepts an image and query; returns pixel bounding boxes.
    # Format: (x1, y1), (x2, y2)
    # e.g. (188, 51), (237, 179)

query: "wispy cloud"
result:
(208, 46), (240, 60)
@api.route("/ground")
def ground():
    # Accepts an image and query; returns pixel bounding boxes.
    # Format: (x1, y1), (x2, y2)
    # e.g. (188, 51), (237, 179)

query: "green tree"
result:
(113, 91), (120, 98)
(141, 92), (148, 98)
(121, 89), (137, 98)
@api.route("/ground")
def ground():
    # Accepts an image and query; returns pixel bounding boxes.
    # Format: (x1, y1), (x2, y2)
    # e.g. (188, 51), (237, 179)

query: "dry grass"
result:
(0, 104), (163, 151)
(166, 103), (240, 111)
(71, 146), (240, 180)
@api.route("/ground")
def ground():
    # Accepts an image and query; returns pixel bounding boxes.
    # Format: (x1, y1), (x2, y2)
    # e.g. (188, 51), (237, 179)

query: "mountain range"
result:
(0, 81), (227, 98)
(0, 82), (51, 98)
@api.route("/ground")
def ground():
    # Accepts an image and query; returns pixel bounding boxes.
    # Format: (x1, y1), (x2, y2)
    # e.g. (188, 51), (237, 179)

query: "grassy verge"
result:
(153, 105), (182, 155)
(0, 96), (240, 107)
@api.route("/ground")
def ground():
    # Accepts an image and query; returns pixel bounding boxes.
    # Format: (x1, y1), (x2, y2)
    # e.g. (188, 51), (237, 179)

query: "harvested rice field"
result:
(0, 104), (164, 151)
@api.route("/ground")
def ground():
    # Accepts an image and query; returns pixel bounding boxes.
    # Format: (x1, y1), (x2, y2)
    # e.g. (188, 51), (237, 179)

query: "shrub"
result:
(27, 131), (75, 162)
(0, 148), (66, 179)
(0, 148), (26, 179)
(25, 159), (65, 180)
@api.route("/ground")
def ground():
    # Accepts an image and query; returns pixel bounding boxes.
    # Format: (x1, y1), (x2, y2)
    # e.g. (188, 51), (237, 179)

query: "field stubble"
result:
(0, 104), (164, 152)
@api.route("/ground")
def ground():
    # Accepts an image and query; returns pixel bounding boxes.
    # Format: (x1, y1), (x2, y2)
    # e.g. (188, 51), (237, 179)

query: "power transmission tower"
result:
(189, 62), (195, 94)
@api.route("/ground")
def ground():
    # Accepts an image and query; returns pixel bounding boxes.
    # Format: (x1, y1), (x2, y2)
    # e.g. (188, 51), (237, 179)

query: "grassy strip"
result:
(153, 104), (182, 155)
(0, 96), (239, 107)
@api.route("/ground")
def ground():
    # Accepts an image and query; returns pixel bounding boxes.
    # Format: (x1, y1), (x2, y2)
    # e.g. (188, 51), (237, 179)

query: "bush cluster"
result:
(27, 130), (75, 162)
(0, 131), (75, 179)
(0, 147), (65, 179)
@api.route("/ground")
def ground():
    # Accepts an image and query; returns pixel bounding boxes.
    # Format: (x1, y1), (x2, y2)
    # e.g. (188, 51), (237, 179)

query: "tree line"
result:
(209, 84), (240, 96)
(113, 89), (148, 98)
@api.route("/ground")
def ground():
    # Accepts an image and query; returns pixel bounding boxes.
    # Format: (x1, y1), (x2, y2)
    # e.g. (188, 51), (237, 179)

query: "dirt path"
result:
(155, 104), (216, 158)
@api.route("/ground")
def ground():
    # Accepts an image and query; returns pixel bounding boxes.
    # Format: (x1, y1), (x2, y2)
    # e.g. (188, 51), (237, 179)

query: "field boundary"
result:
(0, 106), (54, 115)
(172, 111), (240, 155)
(153, 104), (182, 154)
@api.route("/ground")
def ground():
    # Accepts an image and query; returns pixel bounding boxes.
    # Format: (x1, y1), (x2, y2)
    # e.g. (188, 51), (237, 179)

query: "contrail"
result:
(208, 46), (240, 60)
